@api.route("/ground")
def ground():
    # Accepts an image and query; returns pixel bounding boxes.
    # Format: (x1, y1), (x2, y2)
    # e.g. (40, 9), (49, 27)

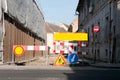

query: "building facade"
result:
(76, 0), (120, 63)
(68, 17), (78, 32)
(45, 22), (66, 54)
(59, 23), (69, 31)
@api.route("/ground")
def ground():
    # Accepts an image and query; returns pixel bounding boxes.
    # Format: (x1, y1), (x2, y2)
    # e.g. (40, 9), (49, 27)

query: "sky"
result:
(36, 0), (79, 25)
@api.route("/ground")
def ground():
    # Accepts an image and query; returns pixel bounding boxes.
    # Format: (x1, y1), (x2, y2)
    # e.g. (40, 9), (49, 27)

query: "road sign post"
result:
(93, 26), (100, 33)
(13, 45), (48, 64)
(68, 53), (79, 64)
(53, 32), (88, 65)
(14, 46), (24, 56)
(54, 54), (66, 66)
(93, 26), (100, 63)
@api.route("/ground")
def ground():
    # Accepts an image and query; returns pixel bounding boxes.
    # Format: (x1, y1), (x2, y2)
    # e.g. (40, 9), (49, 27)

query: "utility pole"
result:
(93, 26), (100, 63)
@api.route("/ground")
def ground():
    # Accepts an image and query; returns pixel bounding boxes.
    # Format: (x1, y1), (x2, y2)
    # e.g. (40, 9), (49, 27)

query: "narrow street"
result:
(0, 68), (120, 80)
(1, 0), (120, 80)
(0, 53), (119, 80)
(0, 53), (120, 80)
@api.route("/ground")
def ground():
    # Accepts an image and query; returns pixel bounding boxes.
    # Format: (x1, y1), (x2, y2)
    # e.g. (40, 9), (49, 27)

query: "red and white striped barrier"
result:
(77, 42), (89, 56)
(53, 49), (68, 54)
(53, 41), (89, 55)
(13, 45), (48, 51)
(78, 51), (88, 55)
(53, 41), (78, 54)
(78, 43), (89, 47)
(53, 41), (69, 54)
(68, 43), (77, 54)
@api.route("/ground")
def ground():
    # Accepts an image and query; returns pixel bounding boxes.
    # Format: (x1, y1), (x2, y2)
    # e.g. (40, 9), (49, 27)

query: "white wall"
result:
(47, 33), (54, 54)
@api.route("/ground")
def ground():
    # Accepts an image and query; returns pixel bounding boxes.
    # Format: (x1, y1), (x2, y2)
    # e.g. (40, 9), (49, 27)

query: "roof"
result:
(45, 22), (66, 33)
(59, 23), (69, 31)
(76, 0), (84, 12)
(6, 0), (46, 40)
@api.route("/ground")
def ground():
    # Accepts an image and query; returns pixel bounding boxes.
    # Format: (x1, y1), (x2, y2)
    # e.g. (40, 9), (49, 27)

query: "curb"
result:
(90, 64), (120, 69)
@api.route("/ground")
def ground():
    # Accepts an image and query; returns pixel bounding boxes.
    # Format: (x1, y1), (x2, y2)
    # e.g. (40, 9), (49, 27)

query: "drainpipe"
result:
(111, 0), (117, 63)
(0, 0), (7, 63)
(108, 0), (112, 64)
(109, 0), (116, 63)
(0, 11), (5, 64)
(0, 0), (3, 64)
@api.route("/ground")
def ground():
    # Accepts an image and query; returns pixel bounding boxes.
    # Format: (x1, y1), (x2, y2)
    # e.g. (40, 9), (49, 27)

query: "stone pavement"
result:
(0, 54), (120, 69)
(0, 65), (73, 70)
(25, 54), (67, 66)
(0, 64), (112, 70)
(22, 53), (120, 69)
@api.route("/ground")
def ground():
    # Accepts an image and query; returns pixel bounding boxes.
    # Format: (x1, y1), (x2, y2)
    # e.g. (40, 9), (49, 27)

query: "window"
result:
(105, 49), (108, 56)
(97, 49), (100, 58)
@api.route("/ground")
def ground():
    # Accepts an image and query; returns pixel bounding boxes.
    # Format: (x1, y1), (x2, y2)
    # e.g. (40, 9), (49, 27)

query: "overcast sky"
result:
(35, 0), (79, 25)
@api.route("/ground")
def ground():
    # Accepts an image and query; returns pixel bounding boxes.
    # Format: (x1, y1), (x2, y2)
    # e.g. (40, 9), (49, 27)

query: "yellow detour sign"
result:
(54, 32), (88, 41)
(54, 54), (66, 66)
(14, 46), (24, 56)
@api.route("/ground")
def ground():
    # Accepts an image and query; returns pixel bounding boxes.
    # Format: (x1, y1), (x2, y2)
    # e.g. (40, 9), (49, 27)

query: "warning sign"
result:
(14, 46), (24, 56)
(54, 54), (66, 66)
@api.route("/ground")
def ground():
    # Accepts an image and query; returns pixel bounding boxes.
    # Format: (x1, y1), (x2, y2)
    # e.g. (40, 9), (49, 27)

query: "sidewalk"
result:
(1, 54), (120, 69)
(73, 58), (120, 69)
(0, 64), (73, 70)
(90, 62), (120, 69)
(25, 54), (58, 66)
(75, 57), (120, 69)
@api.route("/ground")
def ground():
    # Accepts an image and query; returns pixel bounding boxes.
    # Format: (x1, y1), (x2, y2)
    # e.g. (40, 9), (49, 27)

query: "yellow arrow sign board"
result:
(54, 54), (66, 66)
(54, 32), (88, 41)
